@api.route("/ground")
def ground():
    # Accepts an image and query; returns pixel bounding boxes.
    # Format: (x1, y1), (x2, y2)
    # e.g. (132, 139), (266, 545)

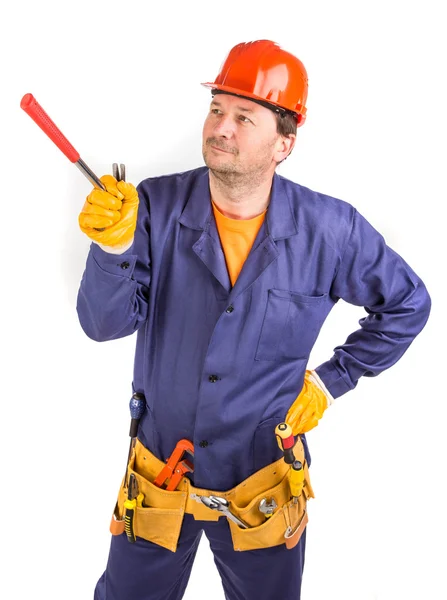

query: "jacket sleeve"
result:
(76, 183), (151, 341)
(315, 209), (431, 398)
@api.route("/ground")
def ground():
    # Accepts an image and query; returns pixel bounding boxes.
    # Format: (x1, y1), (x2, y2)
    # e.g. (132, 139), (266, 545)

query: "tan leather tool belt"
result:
(114, 437), (314, 553)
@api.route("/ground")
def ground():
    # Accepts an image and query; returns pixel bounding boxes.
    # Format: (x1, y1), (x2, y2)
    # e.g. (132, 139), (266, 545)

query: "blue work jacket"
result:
(77, 166), (431, 490)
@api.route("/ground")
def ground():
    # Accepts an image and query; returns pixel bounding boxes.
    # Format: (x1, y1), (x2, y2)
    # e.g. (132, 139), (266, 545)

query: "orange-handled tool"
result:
(153, 439), (194, 491)
(20, 93), (106, 191)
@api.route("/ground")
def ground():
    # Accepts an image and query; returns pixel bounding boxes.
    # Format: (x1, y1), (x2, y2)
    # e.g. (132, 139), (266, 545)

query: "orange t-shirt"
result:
(212, 201), (267, 286)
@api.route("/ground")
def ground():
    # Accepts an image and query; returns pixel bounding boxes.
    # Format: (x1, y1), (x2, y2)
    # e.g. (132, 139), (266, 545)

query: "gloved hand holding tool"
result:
(20, 93), (139, 250)
(79, 174), (139, 251)
(285, 370), (333, 434)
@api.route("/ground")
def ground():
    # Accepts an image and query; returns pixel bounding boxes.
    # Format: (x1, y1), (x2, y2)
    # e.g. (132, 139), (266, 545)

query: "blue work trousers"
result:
(94, 513), (306, 599)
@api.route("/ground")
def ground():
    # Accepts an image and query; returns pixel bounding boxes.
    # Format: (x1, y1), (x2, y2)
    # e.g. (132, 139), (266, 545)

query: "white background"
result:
(2, 1), (446, 599)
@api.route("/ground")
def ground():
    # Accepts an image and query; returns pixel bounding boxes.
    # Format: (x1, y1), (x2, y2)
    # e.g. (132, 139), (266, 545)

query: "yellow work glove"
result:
(286, 370), (333, 434)
(78, 174), (139, 250)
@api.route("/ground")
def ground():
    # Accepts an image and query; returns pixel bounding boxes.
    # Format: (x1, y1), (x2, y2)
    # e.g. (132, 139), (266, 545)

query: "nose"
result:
(213, 113), (236, 138)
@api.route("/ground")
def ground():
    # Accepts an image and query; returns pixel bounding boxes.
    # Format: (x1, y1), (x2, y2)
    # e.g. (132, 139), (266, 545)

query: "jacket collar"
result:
(178, 167), (298, 240)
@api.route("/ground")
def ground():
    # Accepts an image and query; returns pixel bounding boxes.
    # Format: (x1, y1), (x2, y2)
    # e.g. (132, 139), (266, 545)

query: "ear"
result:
(273, 134), (296, 163)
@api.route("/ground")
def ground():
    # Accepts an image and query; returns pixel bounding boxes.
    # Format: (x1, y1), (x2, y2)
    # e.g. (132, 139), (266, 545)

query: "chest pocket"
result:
(255, 289), (329, 361)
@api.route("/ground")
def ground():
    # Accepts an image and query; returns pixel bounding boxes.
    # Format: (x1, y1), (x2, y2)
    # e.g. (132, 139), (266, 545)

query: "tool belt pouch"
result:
(226, 479), (310, 552)
(221, 436), (313, 552)
(115, 444), (188, 553)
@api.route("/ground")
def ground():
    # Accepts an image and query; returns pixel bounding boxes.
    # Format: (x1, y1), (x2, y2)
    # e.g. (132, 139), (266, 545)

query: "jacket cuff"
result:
(314, 360), (355, 399)
(90, 242), (137, 278)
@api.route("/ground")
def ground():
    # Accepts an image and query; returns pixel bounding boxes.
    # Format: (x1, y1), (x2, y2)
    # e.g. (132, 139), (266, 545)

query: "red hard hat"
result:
(201, 40), (308, 127)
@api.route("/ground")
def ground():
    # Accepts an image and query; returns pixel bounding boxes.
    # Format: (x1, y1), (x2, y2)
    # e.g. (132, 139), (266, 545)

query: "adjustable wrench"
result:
(259, 497), (277, 518)
(207, 496), (250, 529)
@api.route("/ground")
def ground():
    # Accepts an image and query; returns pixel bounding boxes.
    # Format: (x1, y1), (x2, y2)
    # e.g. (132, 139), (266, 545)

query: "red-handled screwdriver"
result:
(20, 93), (106, 191)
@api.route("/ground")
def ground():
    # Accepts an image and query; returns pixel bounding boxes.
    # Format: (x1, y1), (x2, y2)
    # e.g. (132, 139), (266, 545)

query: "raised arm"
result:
(76, 176), (151, 341)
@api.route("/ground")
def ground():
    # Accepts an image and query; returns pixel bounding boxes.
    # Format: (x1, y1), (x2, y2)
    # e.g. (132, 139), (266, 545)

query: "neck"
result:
(208, 169), (274, 220)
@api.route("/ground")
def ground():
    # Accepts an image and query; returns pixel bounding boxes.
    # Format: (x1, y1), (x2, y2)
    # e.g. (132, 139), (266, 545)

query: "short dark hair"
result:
(212, 89), (298, 137)
(275, 112), (297, 138)
(275, 112), (297, 164)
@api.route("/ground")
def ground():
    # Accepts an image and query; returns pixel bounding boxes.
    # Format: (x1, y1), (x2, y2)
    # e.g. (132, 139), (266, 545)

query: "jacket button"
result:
(208, 375), (220, 383)
(225, 306), (234, 313)
(199, 440), (209, 448)
(120, 261), (130, 270)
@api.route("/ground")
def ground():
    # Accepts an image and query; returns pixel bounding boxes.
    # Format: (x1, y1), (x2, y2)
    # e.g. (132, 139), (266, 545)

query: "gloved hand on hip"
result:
(78, 174), (139, 252)
(286, 370), (334, 434)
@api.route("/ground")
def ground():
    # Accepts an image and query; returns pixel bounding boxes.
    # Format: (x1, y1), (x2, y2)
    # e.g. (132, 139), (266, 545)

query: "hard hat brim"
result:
(201, 81), (306, 120)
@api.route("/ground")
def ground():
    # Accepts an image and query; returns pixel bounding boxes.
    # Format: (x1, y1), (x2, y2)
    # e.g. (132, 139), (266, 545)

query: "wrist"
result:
(308, 370), (335, 407)
(93, 239), (134, 254)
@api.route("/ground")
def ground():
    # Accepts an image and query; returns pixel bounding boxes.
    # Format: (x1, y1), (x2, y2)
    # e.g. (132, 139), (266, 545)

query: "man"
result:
(77, 40), (431, 600)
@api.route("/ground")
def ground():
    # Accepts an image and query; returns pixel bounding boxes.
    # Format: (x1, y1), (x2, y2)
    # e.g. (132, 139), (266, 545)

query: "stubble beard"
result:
(203, 140), (274, 192)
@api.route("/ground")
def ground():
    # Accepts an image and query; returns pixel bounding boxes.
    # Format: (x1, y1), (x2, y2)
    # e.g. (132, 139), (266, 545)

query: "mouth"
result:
(210, 145), (233, 154)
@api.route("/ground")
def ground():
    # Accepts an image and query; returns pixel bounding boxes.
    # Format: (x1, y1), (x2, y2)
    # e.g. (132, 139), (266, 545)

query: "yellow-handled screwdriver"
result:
(288, 460), (304, 504)
(275, 422), (305, 503)
(124, 473), (144, 543)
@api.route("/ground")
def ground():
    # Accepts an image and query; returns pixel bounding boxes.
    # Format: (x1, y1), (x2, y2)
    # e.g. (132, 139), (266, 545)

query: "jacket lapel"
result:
(229, 173), (299, 301)
(178, 169), (299, 297)
(178, 168), (231, 292)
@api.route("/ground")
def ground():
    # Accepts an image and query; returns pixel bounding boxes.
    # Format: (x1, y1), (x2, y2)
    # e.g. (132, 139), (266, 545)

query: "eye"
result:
(211, 108), (222, 115)
(238, 115), (252, 124)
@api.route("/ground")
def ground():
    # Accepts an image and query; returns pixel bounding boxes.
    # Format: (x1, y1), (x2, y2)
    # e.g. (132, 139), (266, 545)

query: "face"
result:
(202, 93), (293, 181)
